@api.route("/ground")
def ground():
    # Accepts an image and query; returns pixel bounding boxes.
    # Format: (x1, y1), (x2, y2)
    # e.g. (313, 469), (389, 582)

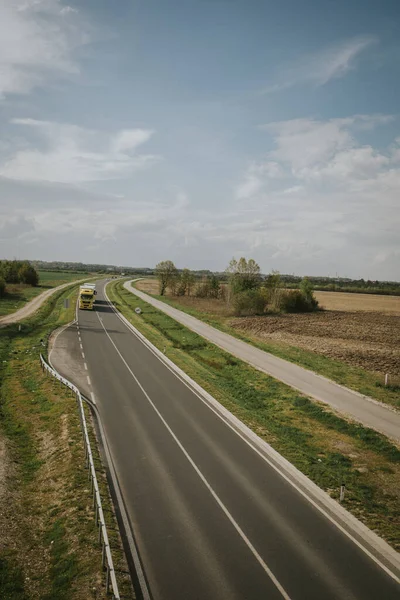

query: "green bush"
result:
(0, 277), (6, 298)
(0, 260), (39, 287)
(233, 289), (267, 316)
(19, 264), (39, 287)
(277, 289), (318, 313)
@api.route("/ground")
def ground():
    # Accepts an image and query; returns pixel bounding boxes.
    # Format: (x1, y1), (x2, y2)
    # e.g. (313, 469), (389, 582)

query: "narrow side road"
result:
(51, 280), (399, 600)
(0, 277), (94, 328)
(125, 281), (400, 442)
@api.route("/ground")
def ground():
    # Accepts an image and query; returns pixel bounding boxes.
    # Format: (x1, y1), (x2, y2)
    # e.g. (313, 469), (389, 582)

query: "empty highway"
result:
(53, 280), (400, 600)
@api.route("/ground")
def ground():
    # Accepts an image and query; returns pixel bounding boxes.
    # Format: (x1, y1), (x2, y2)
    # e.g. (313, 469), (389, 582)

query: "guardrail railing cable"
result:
(40, 353), (121, 600)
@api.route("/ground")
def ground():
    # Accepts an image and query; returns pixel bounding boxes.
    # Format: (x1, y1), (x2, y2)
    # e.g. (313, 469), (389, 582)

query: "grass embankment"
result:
(0, 271), (93, 318)
(108, 280), (400, 550)
(0, 283), (133, 600)
(133, 280), (400, 409)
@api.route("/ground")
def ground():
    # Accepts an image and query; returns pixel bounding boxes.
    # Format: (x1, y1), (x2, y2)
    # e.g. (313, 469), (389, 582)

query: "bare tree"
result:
(226, 257), (261, 295)
(155, 260), (177, 295)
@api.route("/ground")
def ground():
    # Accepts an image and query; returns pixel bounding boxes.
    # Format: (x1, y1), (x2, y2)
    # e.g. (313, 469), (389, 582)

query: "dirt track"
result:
(0, 278), (93, 328)
(231, 311), (400, 376)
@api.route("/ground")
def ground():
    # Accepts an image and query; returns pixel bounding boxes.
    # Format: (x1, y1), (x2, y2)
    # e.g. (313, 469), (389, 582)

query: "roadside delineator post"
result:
(385, 373), (389, 386)
(340, 483), (346, 502)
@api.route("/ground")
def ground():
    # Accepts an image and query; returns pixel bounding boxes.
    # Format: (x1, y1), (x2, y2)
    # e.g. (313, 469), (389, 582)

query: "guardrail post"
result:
(106, 565), (110, 594)
(102, 539), (106, 569)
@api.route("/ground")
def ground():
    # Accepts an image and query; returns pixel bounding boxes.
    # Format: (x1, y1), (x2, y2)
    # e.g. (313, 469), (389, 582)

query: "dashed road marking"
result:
(87, 375), (91, 386)
(84, 362), (88, 370)
(90, 392), (96, 404)
(81, 351), (85, 359)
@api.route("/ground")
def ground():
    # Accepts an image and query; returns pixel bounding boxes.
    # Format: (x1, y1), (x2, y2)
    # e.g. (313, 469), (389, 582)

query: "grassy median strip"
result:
(0, 284), (133, 600)
(131, 280), (400, 409)
(108, 280), (400, 550)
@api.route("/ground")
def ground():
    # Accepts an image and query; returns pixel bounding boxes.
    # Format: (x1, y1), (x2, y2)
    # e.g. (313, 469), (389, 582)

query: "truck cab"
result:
(79, 286), (95, 310)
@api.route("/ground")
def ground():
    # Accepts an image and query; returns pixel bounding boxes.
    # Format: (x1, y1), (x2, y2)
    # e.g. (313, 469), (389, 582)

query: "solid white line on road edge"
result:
(84, 362), (88, 370)
(90, 392), (96, 404)
(104, 282), (400, 584)
(90, 392), (151, 600)
(95, 310), (291, 600)
(87, 375), (91, 386)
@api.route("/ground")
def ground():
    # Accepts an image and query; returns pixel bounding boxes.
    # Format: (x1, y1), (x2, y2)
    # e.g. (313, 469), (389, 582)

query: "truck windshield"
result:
(81, 294), (93, 301)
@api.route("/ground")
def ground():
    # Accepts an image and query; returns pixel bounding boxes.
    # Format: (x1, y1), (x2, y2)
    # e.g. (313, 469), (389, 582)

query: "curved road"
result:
(51, 280), (400, 600)
(125, 281), (400, 442)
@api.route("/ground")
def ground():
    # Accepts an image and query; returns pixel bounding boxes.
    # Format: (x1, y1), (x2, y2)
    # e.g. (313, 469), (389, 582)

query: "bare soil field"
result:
(314, 291), (400, 315)
(231, 311), (400, 376)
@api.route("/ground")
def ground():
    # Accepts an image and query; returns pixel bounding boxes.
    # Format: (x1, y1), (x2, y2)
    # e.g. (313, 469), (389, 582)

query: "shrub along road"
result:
(124, 281), (400, 442)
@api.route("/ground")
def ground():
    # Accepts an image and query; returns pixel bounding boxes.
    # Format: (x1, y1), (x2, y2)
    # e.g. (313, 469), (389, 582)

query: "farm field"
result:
(135, 279), (400, 401)
(231, 311), (400, 376)
(314, 290), (400, 314)
(0, 271), (92, 317)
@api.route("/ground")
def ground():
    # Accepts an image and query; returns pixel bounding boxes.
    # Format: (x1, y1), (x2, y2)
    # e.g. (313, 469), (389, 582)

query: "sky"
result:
(0, 0), (399, 279)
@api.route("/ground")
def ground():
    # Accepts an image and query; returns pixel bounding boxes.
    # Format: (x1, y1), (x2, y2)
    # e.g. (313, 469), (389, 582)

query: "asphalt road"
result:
(54, 280), (400, 600)
(125, 281), (400, 442)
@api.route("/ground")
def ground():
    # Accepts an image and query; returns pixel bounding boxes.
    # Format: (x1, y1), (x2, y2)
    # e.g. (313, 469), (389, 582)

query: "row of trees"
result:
(155, 259), (319, 315)
(0, 260), (39, 298)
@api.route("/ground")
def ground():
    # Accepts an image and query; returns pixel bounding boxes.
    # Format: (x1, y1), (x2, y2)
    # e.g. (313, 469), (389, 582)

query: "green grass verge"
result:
(108, 280), (400, 550)
(0, 270), (93, 317)
(0, 281), (133, 600)
(133, 281), (400, 409)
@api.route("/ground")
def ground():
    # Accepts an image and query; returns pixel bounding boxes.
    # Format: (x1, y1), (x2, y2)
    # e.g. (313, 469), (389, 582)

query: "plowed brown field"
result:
(231, 311), (400, 376)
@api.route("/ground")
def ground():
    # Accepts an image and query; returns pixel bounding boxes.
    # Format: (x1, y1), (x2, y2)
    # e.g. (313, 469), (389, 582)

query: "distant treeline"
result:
(279, 276), (400, 296)
(9, 260), (400, 296)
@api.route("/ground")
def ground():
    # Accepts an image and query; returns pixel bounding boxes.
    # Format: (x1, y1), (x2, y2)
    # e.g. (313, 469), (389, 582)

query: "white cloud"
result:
(0, 119), (158, 183)
(263, 35), (377, 93)
(111, 129), (154, 154)
(0, 0), (89, 98)
(231, 114), (400, 278)
(235, 171), (263, 200)
(235, 161), (283, 199)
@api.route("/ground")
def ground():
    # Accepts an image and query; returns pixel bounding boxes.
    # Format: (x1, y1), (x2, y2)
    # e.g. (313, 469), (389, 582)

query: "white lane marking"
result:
(87, 375), (91, 386)
(84, 362), (88, 370)
(104, 283), (400, 585)
(90, 392), (96, 404)
(81, 351), (85, 359)
(79, 343), (83, 350)
(96, 310), (291, 600)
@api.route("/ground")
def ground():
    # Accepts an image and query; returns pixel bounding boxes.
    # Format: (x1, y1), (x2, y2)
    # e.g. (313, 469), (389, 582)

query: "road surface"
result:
(51, 279), (399, 600)
(125, 281), (400, 443)
(0, 277), (93, 328)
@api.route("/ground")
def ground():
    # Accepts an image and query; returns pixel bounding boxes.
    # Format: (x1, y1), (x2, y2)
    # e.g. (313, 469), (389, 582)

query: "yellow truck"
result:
(78, 284), (96, 310)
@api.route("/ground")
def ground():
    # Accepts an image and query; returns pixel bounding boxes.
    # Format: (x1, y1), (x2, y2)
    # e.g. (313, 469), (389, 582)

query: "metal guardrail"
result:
(40, 353), (121, 600)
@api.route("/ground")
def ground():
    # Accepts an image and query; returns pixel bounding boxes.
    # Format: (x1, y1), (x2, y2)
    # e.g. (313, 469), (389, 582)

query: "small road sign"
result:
(135, 307), (142, 315)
